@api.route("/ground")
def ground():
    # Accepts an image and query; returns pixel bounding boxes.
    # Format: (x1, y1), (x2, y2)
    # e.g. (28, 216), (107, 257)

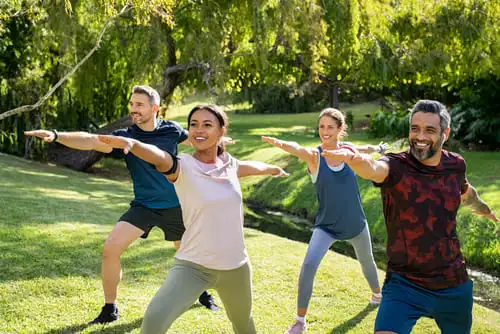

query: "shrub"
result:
(368, 109), (410, 139)
(250, 84), (326, 114)
(450, 78), (500, 150)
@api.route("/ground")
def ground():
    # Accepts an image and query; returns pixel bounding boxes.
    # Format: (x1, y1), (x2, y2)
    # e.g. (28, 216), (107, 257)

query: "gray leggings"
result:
(141, 259), (256, 334)
(298, 225), (380, 309)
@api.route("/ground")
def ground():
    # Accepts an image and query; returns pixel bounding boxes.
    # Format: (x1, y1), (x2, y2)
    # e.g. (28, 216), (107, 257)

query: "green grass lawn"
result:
(0, 153), (499, 333)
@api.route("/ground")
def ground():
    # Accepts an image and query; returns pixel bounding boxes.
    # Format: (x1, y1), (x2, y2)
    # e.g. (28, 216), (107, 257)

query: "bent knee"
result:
(102, 239), (127, 258)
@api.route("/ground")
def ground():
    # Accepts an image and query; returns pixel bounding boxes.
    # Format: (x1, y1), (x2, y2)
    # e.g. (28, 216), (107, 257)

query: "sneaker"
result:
(88, 304), (119, 324)
(370, 293), (382, 305)
(285, 320), (307, 334)
(198, 292), (220, 312)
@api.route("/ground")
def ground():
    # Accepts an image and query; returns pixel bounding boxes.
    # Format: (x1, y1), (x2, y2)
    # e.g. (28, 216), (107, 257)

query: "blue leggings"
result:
(298, 226), (380, 309)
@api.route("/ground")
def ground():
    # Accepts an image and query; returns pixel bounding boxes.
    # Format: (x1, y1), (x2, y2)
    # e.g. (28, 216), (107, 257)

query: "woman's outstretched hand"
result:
(222, 136), (237, 145)
(321, 147), (357, 162)
(273, 167), (290, 178)
(261, 136), (284, 148)
(98, 135), (135, 154)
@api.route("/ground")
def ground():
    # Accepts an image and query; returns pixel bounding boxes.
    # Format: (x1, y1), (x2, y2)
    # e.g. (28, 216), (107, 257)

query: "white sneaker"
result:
(370, 293), (382, 305)
(285, 320), (307, 333)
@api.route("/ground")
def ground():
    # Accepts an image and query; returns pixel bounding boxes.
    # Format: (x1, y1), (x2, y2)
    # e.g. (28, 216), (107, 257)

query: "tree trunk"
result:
(328, 84), (340, 109)
(47, 115), (132, 171)
(47, 26), (180, 172)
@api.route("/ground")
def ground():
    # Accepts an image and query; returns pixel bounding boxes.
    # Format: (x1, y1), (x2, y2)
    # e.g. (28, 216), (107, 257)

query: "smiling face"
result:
(128, 93), (157, 126)
(318, 115), (343, 145)
(188, 108), (225, 153)
(409, 111), (450, 164)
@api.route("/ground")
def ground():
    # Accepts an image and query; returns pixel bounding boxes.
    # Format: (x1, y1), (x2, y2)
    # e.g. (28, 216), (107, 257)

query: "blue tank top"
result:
(314, 146), (367, 240)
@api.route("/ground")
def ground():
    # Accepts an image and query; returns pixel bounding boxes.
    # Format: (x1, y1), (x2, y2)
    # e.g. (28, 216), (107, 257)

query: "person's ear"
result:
(443, 127), (451, 142)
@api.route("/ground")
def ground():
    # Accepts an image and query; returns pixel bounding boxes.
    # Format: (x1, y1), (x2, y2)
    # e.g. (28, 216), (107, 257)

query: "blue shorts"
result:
(374, 273), (473, 334)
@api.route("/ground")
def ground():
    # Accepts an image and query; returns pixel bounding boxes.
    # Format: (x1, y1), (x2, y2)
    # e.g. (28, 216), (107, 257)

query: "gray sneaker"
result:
(285, 320), (307, 333)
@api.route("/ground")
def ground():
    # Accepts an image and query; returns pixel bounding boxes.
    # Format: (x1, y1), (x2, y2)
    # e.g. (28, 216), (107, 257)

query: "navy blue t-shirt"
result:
(110, 120), (188, 209)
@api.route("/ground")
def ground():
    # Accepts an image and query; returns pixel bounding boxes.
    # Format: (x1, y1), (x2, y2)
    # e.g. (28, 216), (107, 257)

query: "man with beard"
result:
(321, 100), (498, 334)
(25, 85), (219, 325)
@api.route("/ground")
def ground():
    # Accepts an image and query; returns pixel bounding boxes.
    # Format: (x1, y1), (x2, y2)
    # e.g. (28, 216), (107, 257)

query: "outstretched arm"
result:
(261, 136), (318, 172)
(24, 130), (112, 153)
(237, 160), (289, 178)
(321, 148), (389, 183)
(461, 184), (498, 222)
(355, 142), (388, 154)
(97, 135), (176, 176)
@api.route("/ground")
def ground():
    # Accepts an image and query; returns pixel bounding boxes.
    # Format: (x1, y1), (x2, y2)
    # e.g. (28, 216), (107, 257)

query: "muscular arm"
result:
(24, 130), (112, 153)
(261, 136), (318, 173)
(322, 149), (389, 183)
(461, 184), (499, 222)
(57, 132), (113, 153)
(356, 142), (387, 155)
(97, 135), (177, 179)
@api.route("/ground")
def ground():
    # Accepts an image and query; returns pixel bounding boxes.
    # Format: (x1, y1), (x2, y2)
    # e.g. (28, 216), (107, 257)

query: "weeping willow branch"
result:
(0, 3), (131, 122)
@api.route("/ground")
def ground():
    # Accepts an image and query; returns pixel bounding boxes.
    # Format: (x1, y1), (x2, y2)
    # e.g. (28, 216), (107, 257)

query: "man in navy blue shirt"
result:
(25, 85), (219, 324)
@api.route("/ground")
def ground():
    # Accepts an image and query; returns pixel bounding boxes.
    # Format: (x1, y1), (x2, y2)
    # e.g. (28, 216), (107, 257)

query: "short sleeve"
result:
(372, 153), (403, 188)
(339, 141), (355, 148)
(179, 128), (188, 143)
(458, 155), (469, 195)
(173, 153), (190, 187)
(231, 155), (240, 175)
(170, 120), (188, 143)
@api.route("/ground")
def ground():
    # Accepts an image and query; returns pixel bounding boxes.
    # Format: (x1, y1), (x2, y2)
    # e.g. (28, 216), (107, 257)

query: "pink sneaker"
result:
(285, 320), (307, 333)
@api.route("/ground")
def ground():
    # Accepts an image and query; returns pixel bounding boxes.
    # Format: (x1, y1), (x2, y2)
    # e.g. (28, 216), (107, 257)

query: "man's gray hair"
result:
(410, 100), (451, 133)
(131, 85), (161, 106)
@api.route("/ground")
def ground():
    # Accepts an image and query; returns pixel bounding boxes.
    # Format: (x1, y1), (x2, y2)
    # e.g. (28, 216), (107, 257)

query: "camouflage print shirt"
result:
(374, 150), (469, 290)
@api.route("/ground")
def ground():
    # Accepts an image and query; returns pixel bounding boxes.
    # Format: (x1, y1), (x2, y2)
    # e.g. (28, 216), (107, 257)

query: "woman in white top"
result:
(99, 104), (287, 333)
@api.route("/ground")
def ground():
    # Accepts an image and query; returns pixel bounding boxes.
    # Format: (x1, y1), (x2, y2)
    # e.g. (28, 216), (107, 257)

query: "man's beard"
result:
(131, 114), (148, 125)
(409, 136), (444, 161)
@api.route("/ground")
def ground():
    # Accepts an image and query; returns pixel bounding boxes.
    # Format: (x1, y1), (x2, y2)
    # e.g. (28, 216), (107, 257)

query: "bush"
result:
(368, 109), (410, 139)
(345, 111), (354, 132)
(450, 77), (500, 150)
(250, 84), (326, 114)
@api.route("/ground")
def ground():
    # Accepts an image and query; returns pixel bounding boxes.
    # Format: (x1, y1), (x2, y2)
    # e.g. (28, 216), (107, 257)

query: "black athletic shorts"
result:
(118, 203), (185, 241)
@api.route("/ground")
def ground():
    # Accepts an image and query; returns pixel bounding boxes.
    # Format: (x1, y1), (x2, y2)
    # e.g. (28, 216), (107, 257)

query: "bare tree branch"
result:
(0, 3), (131, 122)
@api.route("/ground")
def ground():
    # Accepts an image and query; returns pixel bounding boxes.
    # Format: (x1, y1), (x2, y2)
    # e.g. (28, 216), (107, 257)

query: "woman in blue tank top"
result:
(262, 108), (384, 334)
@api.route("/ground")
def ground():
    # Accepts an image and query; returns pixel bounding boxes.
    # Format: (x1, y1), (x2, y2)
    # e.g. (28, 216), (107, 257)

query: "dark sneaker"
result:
(88, 304), (119, 324)
(198, 292), (220, 312)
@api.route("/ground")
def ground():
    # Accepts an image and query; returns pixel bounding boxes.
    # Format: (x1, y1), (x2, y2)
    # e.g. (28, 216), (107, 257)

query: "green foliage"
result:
(249, 84), (326, 114)
(368, 109), (410, 139)
(450, 77), (500, 149)
(345, 110), (354, 131)
(2, 0), (500, 159)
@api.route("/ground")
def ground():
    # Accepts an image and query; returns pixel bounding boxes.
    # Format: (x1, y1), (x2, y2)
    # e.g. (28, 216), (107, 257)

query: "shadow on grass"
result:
(88, 317), (143, 334)
(329, 304), (378, 334)
(0, 226), (177, 282)
(44, 317), (143, 334)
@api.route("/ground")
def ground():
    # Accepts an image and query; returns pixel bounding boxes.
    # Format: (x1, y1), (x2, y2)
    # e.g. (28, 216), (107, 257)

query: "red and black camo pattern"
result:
(375, 151), (469, 290)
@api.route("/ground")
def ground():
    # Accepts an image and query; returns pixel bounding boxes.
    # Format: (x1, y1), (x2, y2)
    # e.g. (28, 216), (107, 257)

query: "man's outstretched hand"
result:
(24, 130), (56, 142)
